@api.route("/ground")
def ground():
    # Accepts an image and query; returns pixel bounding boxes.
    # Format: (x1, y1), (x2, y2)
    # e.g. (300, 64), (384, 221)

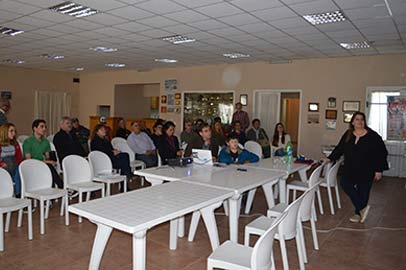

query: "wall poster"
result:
(387, 96), (406, 140)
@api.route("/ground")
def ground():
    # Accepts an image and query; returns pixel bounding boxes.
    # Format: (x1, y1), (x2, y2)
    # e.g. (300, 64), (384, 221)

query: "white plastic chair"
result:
(245, 189), (307, 270)
(62, 155), (105, 223)
(17, 135), (29, 144)
(207, 211), (287, 270)
(111, 137), (127, 149)
(319, 159), (343, 215)
(115, 141), (146, 185)
(267, 165), (325, 264)
(47, 134), (54, 143)
(49, 141), (62, 174)
(243, 141), (263, 214)
(287, 163), (325, 215)
(0, 168), (33, 251)
(88, 151), (127, 196)
(19, 159), (69, 235)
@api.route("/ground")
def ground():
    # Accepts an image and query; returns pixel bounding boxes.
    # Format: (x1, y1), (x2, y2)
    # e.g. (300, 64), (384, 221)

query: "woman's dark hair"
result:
(272, 122), (286, 147)
(92, 124), (106, 140)
(152, 121), (163, 130)
(346, 111), (369, 142)
(163, 121), (176, 136)
(31, 119), (46, 131)
(233, 120), (241, 127)
(252, 118), (260, 125)
(213, 117), (221, 123)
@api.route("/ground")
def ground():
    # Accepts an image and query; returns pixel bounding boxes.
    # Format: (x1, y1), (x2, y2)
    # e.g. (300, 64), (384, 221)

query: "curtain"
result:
(254, 92), (280, 139)
(34, 91), (71, 135)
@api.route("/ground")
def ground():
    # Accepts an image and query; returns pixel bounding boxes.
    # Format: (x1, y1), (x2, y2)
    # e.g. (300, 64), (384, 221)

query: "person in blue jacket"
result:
(219, 135), (259, 164)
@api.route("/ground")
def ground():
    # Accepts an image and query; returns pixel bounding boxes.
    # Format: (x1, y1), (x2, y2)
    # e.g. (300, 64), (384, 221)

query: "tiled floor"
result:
(1, 176), (405, 270)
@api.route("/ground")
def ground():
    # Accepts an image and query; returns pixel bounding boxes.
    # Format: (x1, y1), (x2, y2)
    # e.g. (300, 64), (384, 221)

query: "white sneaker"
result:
(360, 205), (370, 223)
(349, 214), (361, 223)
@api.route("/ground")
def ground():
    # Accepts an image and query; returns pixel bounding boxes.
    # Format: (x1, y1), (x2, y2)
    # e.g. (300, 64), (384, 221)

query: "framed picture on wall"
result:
(240, 94), (248, 106)
(343, 101), (360, 112)
(343, 112), (354, 123)
(161, 95), (167, 104)
(308, 102), (319, 112)
(325, 110), (337, 119)
(327, 97), (336, 108)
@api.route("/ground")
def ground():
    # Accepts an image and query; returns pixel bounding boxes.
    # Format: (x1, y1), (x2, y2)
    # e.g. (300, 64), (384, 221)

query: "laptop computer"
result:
(192, 149), (213, 166)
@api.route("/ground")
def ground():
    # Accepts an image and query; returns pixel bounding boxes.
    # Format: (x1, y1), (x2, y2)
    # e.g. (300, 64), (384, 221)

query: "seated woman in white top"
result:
(271, 122), (291, 157)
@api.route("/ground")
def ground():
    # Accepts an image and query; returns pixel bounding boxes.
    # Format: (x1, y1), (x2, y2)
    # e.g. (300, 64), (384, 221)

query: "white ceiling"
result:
(0, 0), (405, 72)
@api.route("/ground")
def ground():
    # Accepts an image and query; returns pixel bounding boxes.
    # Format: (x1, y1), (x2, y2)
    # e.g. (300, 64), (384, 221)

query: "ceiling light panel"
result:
(223, 53), (250, 59)
(303, 10), (346, 25)
(162, 35), (196, 44)
(89, 47), (118, 52)
(40, 54), (65, 59)
(155, 58), (178, 63)
(340, 41), (371, 49)
(48, 1), (99, 18)
(2, 59), (25, 64)
(105, 63), (125, 68)
(0, 26), (24, 36)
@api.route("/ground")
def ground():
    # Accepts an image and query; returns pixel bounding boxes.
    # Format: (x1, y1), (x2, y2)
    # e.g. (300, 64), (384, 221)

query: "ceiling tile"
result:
(137, 16), (179, 28)
(172, 0), (223, 8)
(30, 10), (76, 23)
(135, 0), (186, 15)
(64, 19), (103, 31)
(290, 0), (339, 15)
(13, 16), (56, 28)
(228, 0), (283, 12)
(343, 6), (390, 20)
(166, 10), (209, 23)
(113, 21), (152, 32)
(208, 27), (246, 37)
(162, 24), (199, 34)
(335, 0), (384, 10)
(138, 28), (172, 38)
(108, 6), (154, 20)
(195, 2), (244, 18)
(0, 0), (41, 15)
(46, 24), (83, 34)
(188, 19), (228, 31)
(0, 10), (22, 23)
(94, 27), (131, 37)
(252, 6), (297, 21)
(236, 22), (276, 33)
(218, 13), (262, 26)
(74, 0), (127, 11)
(270, 17), (307, 29)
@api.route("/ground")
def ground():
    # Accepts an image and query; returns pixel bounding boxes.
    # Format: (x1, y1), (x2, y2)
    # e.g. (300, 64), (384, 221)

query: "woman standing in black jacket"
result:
(324, 112), (388, 223)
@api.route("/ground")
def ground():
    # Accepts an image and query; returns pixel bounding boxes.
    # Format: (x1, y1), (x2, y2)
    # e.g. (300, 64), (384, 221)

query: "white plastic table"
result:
(133, 164), (227, 186)
(245, 158), (313, 203)
(69, 181), (234, 270)
(180, 166), (286, 243)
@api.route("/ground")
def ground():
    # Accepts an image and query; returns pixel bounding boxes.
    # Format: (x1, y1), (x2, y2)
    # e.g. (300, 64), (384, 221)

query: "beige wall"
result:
(114, 83), (159, 119)
(0, 65), (79, 135)
(78, 54), (406, 157)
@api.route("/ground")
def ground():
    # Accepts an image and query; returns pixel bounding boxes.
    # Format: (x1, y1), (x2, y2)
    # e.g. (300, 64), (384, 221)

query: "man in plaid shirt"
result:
(232, 102), (250, 131)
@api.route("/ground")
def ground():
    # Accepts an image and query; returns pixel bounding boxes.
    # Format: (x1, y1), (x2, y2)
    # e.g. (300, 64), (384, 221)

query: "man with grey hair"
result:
(0, 98), (11, 125)
(53, 116), (85, 165)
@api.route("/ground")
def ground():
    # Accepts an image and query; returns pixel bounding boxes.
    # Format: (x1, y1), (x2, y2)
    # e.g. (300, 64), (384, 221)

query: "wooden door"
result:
(284, 98), (299, 146)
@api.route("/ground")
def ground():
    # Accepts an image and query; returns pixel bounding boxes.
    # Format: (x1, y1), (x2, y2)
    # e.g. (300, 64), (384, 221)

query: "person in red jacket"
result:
(0, 123), (23, 197)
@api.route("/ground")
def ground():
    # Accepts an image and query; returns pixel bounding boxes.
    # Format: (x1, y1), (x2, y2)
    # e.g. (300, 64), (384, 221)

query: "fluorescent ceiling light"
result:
(223, 53), (250, 59)
(40, 54), (65, 59)
(3, 59), (25, 64)
(105, 63), (125, 68)
(0, 26), (24, 36)
(49, 1), (98, 18)
(303, 10), (346, 25)
(89, 47), (118, 52)
(71, 67), (84, 71)
(162, 35), (196, 44)
(155, 58), (178, 63)
(340, 41), (370, 49)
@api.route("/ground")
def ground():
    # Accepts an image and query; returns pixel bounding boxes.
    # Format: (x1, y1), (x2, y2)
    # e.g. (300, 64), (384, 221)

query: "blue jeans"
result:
(11, 166), (21, 197)
(340, 176), (373, 215)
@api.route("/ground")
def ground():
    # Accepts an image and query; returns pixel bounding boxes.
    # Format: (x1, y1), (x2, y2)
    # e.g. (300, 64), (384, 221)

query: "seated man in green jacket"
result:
(184, 123), (220, 161)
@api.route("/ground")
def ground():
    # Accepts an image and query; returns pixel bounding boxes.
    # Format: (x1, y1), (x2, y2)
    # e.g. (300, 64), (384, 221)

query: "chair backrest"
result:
(308, 163), (324, 187)
(49, 141), (62, 174)
(299, 182), (321, 221)
(19, 159), (53, 196)
(111, 137), (127, 149)
(277, 190), (305, 239)
(17, 135), (29, 144)
(116, 141), (135, 162)
(47, 134), (54, 143)
(88, 151), (113, 176)
(238, 143), (244, 149)
(244, 141), (263, 159)
(0, 168), (14, 199)
(62, 155), (92, 187)
(326, 159), (343, 186)
(157, 149), (162, 167)
(251, 211), (288, 269)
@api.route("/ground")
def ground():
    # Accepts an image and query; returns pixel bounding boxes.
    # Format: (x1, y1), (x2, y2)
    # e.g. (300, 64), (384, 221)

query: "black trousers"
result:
(136, 154), (157, 168)
(340, 176), (373, 215)
(46, 163), (63, 189)
(112, 153), (132, 177)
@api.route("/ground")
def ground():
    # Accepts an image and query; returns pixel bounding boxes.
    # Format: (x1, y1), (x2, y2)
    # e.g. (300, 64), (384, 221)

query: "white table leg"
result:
(188, 211), (201, 242)
(145, 177), (163, 186)
(0, 212), (4, 251)
(279, 176), (288, 204)
(177, 216), (185, 237)
(200, 201), (222, 250)
(133, 230), (147, 270)
(244, 189), (256, 214)
(89, 223), (113, 270)
(262, 180), (278, 209)
(169, 219), (178, 250)
(228, 194), (240, 243)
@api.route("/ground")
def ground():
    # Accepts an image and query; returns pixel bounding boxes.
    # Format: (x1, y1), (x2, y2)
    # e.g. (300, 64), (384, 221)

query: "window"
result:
(366, 88), (402, 140)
